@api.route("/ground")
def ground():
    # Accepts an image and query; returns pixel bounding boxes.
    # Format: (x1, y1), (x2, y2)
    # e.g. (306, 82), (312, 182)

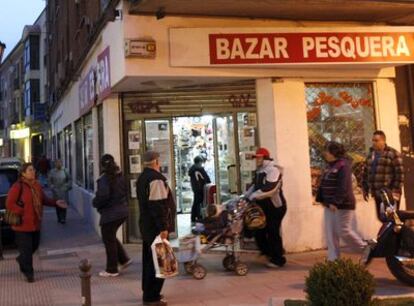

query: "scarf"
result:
(22, 178), (43, 221)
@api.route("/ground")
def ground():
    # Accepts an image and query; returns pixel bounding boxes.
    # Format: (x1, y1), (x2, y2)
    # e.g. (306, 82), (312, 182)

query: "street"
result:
(1, 207), (413, 306)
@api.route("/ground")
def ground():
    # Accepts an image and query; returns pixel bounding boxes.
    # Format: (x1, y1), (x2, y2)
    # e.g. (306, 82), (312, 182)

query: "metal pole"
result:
(79, 259), (92, 306)
(0, 218), (3, 260)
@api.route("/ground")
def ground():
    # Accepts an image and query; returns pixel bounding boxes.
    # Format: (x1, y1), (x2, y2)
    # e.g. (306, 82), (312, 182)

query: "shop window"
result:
(98, 105), (104, 172)
(305, 83), (376, 196)
(57, 131), (63, 160)
(64, 125), (73, 176)
(75, 119), (84, 186)
(83, 113), (94, 191)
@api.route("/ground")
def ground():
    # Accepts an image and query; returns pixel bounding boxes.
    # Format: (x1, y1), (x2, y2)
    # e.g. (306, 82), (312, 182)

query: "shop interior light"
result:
(10, 128), (30, 139)
(0, 138), (3, 146)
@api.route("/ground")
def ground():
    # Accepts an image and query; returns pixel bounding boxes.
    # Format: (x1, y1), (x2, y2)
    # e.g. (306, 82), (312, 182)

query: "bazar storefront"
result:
(49, 1), (414, 250)
(121, 81), (259, 241)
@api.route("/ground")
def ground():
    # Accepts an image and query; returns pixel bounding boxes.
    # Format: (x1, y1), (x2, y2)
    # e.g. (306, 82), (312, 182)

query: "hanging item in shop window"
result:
(307, 89), (373, 121)
(242, 127), (255, 147)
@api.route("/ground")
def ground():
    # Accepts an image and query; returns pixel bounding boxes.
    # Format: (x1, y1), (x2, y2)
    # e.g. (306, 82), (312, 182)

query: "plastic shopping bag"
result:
(151, 235), (179, 279)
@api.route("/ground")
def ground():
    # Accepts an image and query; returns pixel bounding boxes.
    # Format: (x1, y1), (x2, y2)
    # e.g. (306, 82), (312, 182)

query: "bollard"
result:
(79, 259), (92, 306)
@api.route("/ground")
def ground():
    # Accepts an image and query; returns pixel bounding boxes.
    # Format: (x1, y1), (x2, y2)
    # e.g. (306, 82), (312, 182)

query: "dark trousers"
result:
(101, 218), (129, 273)
(15, 231), (40, 277)
(191, 192), (204, 222)
(56, 207), (67, 222)
(142, 239), (164, 303)
(374, 196), (400, 222)
(254, 202), (287, 265)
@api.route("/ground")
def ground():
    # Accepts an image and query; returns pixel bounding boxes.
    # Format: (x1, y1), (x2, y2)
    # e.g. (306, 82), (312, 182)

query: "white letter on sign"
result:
(259, 38), (274, 59)
(302, 37), (314, 58)
(231, 38), (245, 59)
(397, 35), (410, 56)
(216, 39), (230, 59)
(245, 38), (259, 59)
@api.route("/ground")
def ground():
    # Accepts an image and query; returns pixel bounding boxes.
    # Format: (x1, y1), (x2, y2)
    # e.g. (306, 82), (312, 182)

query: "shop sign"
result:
(169, 27), (414, 67)
(79, 47), (111, 116)
(128, 100), (170, 113)
(10, 127), (30, 139)
(125, 39), (156, 58)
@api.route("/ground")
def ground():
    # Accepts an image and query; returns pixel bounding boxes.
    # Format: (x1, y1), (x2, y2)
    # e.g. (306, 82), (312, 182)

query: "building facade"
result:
(0, 9), (49, 161)
(48, 0), (414, 251)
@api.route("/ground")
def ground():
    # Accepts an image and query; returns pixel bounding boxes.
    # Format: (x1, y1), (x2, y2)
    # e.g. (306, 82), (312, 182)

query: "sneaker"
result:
(143, 298), (168, 306)
(98, 271), (119, 277)
(119, 259), (133, 271)
(266, 261), (281, 269)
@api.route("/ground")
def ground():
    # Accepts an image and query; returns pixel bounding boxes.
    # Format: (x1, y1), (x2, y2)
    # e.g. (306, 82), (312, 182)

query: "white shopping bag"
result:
(151, 235), (179, 279)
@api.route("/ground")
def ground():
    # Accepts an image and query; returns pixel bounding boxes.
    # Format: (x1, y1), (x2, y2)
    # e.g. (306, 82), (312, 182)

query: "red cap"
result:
(254, 147), (270, 158)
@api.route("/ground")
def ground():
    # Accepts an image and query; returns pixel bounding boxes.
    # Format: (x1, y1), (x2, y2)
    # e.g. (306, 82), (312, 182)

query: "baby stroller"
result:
(177, 197), (266, 279)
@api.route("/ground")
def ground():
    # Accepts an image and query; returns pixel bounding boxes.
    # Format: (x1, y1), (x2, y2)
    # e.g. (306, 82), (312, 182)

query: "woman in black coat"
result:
(93, 154), (131, 277)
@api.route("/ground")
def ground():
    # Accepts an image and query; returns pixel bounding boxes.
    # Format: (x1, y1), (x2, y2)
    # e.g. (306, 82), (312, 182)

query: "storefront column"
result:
(103, 97), (122, 165)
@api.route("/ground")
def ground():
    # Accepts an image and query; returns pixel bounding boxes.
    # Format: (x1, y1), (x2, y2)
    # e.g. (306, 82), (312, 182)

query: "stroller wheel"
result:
(223, 255), (236, 271)
(184, 262), (193, 274)
(234, 262), (249, 276)
(192, 264), (207, 280)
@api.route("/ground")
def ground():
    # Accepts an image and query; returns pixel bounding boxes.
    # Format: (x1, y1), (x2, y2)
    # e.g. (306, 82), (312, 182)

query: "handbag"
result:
(3, 182), (24, 226)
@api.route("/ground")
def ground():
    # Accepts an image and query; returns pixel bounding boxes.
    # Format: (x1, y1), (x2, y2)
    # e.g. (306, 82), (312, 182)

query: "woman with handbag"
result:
(6, 162), (67, 283)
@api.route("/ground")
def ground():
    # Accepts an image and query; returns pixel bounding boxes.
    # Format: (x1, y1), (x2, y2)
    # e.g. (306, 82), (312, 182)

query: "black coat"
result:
(136, 167), (176, 242)
(93, 173), (129, 225)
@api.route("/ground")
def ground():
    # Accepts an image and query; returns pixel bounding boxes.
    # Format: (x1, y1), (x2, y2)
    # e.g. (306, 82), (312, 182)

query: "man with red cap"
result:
(244, 147), (287, 268)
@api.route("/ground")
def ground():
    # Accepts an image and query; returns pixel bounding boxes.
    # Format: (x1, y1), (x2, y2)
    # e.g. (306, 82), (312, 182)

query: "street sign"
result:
(124, 39), (156, 58)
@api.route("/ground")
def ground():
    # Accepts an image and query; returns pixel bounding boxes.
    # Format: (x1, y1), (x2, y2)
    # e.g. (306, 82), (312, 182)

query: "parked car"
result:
(0, 166), (19, 245)
(0, 157), (23, 169)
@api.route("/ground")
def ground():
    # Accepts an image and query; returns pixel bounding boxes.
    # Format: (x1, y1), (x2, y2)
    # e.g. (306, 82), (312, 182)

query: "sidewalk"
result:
(1, 206), (413, 306)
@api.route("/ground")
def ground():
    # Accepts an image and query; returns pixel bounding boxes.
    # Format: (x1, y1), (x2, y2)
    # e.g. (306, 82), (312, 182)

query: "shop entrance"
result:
(144, 114), (248, 237)
(122, 80), (258, 242)
(124, 112), (257, 242)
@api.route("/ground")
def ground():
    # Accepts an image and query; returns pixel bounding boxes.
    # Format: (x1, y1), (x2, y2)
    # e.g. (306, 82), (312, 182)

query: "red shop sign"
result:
(209, 32), (414, 65)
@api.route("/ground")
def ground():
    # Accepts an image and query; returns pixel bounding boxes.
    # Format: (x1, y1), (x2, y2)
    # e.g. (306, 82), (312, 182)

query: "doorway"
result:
(124, 112), (258, 241)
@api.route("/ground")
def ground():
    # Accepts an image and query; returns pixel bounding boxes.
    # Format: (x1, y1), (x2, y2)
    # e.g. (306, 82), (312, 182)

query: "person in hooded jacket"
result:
(6, 162), (67, 282)
(93, 154), (131, 277)
(244, 147), (287, 268)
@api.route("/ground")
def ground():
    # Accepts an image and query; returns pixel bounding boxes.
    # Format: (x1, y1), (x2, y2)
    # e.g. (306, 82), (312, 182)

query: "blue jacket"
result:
(316, 158), (356, 210)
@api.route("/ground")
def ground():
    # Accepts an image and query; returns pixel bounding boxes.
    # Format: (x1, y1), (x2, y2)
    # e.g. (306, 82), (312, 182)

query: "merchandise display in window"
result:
(173, 116), (215, 213)
(306, 83), (376, 196)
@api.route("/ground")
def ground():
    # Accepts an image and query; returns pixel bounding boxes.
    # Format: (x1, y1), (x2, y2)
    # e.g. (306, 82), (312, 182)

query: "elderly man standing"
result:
(48, 159), (72, 224)
(136, 151), (176, 306)
(362, 130), (404, 221)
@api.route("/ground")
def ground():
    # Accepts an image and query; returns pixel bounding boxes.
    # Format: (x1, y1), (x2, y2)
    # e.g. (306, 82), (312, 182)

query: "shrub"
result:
(305, 258), (375, 306)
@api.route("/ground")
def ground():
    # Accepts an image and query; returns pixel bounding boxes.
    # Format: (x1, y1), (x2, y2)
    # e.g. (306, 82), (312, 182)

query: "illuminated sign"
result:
(10, 128), (30, 139)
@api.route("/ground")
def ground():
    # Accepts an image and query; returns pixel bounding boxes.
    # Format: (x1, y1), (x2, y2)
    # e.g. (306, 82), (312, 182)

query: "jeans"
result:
(15, 231), (41, 278)
(142, 238), (164, 302)
(324, 208), (367, 261)
(100, 218), (130, 273)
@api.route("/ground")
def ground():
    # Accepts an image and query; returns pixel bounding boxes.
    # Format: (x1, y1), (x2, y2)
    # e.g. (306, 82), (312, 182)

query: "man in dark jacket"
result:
(136, 150), (176, 306)
(244, 147), (287, 268)
(362, 130), (404, 221)
(188, 156), (211, 223)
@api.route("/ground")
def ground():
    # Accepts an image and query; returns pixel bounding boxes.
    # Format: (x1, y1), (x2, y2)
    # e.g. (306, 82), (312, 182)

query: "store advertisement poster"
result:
(146, 122), (169, 140)
(242, 127), (255, 147)
(240, 151), (256, 171)
(128, 131), (141, 150)
(153, 139), (171, 179)
(130, 179), (137, 198)
(129, 155), (142, 173)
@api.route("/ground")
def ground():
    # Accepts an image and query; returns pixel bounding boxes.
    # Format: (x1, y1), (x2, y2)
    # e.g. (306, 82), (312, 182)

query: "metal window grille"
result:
(305, 83), (376, 195)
